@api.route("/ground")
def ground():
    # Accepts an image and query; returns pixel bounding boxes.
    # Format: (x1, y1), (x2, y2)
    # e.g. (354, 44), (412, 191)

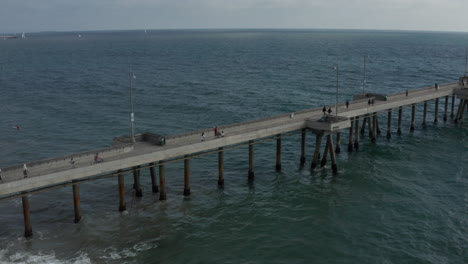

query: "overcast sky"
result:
(0, 0), (466, 33)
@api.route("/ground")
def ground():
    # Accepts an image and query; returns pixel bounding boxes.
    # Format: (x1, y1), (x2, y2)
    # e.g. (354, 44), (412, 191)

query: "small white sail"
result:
(21, 32), (25, 39)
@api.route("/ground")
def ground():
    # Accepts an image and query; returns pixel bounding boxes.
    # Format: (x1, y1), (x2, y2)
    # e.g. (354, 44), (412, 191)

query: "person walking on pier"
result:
(201, 132), (206, 141)
(23, 164), (28, 178)
(94, 153), (103, 163)
(214, 126), (219, 137)
(221, 131), (225, 137)
(70, 156), (75, 167)
(322, 106), (327, 115)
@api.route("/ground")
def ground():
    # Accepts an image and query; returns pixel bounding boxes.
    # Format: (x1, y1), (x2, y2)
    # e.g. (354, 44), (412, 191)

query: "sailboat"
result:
(21, 32), (26, 39)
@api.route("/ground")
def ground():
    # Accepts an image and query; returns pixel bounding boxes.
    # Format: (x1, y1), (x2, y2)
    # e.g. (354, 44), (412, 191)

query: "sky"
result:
(0, 0), (466, 33)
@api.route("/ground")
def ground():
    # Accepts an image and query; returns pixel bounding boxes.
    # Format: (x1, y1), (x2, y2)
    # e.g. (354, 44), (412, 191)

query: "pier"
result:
(1, 79), (467, 238)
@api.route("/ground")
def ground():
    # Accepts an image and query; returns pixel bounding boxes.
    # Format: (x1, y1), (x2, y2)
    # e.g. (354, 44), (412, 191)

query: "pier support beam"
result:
(218, 147), (224, 187)
(387, 110), (392, 139)
(133, 166), (142, 197)
(422, 101), (427, 127)
(118, 170), (126, 212)
(320, 136), (330, 168)
(397, 107), (403, 135)
(184, 156), (191, 196)
(300, 129), (306, 167)
(410, 104), (416, 132)
(376, 115), (381, 135)
(327, 135), (338, 175)
(354, 116), (360, 150)
(276, 134), (282, 172)
(451, 95), (455, 119)
(434, 98), (439, 123)
(371, 113), (377, 143)
(72, 181), (81, 223)
(335, 132), (341, 154)
(360, 116), (367, 135)
(311, 133), (323, 170)
(348, 117), (354, 152)
(248, 140), (255, 181)
(22, 195), (32, 238)
(159, 161), (167, 201)
(367, 115), (373, 138)
(443, 96), (449, 122)
(149, 162), (159, 193)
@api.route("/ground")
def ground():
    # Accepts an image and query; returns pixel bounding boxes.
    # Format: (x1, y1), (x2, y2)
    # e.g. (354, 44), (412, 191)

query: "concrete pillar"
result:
(387, 110), (392, 139)
(300, 129), (306, 167)
(422, 101), (428, 127)
(218, 147), (224, 187)
(118, 170), (126, 212)
(360, 116), (367, 135)
(133, 166), (142, 197)
(410, 104), (416, 132)
(248, 140), (255, 181)
(371, 113), (377, 143)
(348, 117), (354, 152)
(22, 195), (32, 238)
(72, 181), (81, 223)
(451, 95), (455, 118)
(397, 107), (403, 135)
(354, 116), (360, 150)
(158, 161), (167, 201)
(321, 136), (330, 168)
(434, 98), (439, 123)
(444, 96), (449, 122)
(311, 133), (323, 170)
(149, 162), (159, 193)
(335, 132), (341, 154)
(183, 156), (191, 196)
(327, 135), (338, 175)
(276, 134), (282, 172)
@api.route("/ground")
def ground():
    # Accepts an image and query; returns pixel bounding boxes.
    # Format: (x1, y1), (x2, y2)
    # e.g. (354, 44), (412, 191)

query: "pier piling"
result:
(397, 107), (403, 135)
(444, 96), (449, 122)
(311, 133), (323, 170)
(434, 98), (439, 123)
(410, 104), (416, 132)
(348, 117), (354, 152)
(218, 147), (224, 187)
(423, 101), (428, 127)
(360, 116), (367, 135)
(133, 166), (142, 197)
(354, 116), (360, 150)
(149, 162), (159, 193)
(321, 136), (330, 168)
(451, 95), (455, 118)
(72, 181), (81, 223)
(371, 113), (377, 143)
(248, 140), (255, 181)
(159, 161), (167, 201)
(327, 135), (338, 175)
(118, 170), (126, 212)
(300, 129), (306, 166)
(276, 134), (282, 172)
(335, 132), (341, 153)
(387, 110), (392, 139)
(184, 156), (191, 196)
(22, 195), (32, 238)
(367, 115), (373, 138)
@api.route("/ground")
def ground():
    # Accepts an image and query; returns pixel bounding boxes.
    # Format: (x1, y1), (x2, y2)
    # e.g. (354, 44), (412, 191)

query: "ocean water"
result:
(0, 29), (467, 263)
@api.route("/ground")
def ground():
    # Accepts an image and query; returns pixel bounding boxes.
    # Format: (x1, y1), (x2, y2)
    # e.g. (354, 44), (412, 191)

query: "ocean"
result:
(0, 29), (467, 263)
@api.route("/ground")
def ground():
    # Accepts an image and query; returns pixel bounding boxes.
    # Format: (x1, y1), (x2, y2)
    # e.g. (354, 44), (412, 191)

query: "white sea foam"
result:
(0, 249), (91, 264)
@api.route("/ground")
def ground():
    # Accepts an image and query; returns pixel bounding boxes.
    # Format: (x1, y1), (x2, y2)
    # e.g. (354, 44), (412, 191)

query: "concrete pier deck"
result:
(0, 82), (462, 198)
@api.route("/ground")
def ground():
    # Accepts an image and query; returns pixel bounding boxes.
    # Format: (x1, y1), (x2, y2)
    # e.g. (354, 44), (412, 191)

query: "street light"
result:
(129, 72), (136, 143)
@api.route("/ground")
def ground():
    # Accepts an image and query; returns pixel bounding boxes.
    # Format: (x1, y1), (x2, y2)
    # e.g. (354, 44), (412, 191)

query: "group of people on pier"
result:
(201, 126), (225, 141)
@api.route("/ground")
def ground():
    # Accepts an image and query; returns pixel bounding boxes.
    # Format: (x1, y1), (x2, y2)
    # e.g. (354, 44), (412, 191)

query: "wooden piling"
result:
(360, 116), (367, 135)
(248, 140), (255, 181)
(335, 132), (341, 154)
(149, 162), (159, 193)
(184, 156), (190, 196)
(133, 166), (142, 197)
(321, 136), (330, 168)
(444, 96), (449, 122)
(354, 116), (360, 150)
(311, 133), (323, 170)
(371, 113), (377, 143)
(22, 195), (32, 238)
(276, 134), (282, 172)
(118, 170), (126, 212)
(327, 135), (338, 175)
(348, 117), (354, 152)
(451, 95), (455, 118)
(218, 147), (224, 187)
(159, 161), (167, 201)
(367, 115), (373, 138)
(376, 114), (381, 135)
(422, 101), (427, 127)
(387, 110), (392, 139)
(397, 107), (403, 135)
(72, 181), (81, 223)
(410, 104), (416, 132)
(300, 129), (306, 166)
(434, 98), (439, 123)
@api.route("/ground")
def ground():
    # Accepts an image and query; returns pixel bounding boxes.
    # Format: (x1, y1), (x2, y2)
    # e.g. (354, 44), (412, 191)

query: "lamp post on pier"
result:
(129, 72), (136, 143)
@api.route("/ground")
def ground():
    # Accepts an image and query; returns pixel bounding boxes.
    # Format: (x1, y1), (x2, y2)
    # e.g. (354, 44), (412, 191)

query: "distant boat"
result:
(21, 32), (26, 39)
(0, 35), (18, 40)
(78, 34), (82, 38)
